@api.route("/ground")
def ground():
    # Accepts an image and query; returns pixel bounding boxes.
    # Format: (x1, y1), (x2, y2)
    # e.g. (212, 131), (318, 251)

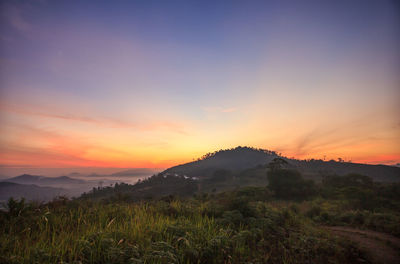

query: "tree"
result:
(267, 158), (288, 172)
(267, 169), (316, 200)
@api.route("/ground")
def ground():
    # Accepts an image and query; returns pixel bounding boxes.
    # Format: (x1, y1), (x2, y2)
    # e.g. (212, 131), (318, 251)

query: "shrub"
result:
(268, 169), (317, 200)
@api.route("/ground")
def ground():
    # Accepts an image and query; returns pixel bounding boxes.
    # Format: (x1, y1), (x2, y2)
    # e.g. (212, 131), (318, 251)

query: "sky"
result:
(0, 0), (399, 172)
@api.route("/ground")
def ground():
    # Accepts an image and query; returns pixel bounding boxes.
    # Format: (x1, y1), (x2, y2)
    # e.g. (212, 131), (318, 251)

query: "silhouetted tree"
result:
(267, 158), (288, 172)
(267, 169), (316, 200)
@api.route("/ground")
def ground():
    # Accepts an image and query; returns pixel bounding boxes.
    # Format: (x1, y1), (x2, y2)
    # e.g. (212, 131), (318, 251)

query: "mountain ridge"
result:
(0, 182), (66, 202)
(163, 146), (400, 182)
(4, 174), (85, 185)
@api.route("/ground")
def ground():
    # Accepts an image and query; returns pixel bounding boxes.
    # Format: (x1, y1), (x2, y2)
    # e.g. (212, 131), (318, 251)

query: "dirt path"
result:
(325, 226), (400, 264)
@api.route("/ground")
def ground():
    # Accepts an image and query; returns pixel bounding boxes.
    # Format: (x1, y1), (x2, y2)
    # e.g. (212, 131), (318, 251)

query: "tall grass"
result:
(0, 197), (367, 263)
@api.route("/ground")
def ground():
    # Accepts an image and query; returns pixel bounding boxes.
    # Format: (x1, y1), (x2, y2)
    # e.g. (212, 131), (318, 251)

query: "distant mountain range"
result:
(0, 182), (66, 202)
(0, 174), (121, 203)
(4, 174), (86, 186)
(0, 167), (159, 202)
(163, 146), (400, 182)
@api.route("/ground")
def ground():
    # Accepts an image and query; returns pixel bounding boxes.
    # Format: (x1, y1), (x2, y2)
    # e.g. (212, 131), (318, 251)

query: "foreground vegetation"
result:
(1, 160), (399, 263)
(1, 196), (370, 264)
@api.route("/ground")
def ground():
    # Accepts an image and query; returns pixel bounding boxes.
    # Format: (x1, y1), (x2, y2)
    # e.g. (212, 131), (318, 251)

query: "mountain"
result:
(163, 147), (279, 178)
(0, 182), (66, 202)
(4, 174), (43, 184)
(162, 146), (400, 182)
(78, 147), (400, 201)
(4, 174), (86, 186)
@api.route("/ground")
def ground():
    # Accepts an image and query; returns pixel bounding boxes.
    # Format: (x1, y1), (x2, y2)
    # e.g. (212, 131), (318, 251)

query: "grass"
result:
(1, 197), (368, 264)
(3, 172), (399, 263)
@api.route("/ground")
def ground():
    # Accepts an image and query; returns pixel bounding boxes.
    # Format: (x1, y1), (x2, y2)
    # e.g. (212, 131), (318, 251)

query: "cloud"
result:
(273, 114), (400, 164)
(0, 103), (187, 134)
(0, 123), (135, 167)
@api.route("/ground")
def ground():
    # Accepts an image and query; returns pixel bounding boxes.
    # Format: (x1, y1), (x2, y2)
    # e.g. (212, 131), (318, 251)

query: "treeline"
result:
(80, 174), (198, 202)
(267, 161), (400, 209)
(196, 146), (278, 161)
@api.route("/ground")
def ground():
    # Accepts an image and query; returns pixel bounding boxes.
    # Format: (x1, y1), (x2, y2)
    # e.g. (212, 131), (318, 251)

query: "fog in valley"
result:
(0, 168), (161, 204)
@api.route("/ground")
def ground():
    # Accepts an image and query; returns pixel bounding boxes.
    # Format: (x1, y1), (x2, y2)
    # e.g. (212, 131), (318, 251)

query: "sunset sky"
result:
(0, 0), (399, 171)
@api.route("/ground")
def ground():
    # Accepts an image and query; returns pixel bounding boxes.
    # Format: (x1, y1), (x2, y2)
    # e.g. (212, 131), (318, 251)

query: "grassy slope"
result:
(0, 197), (369, 264)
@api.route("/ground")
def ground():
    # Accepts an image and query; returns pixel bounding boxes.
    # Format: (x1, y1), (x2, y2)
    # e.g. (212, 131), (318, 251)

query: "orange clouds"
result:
(0, 98), (399, 168)
(0, 103), (187, 133)
(0, 103), (187, 168)
(0, 126), (173, 168)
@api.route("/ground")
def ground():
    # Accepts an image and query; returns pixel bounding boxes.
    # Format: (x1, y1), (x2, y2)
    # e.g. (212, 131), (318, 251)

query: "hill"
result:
(163, 146), (400, 182)
(163, 147), (279, 178)
(4, 174), (86, 186)
(0, 182), (66, 202)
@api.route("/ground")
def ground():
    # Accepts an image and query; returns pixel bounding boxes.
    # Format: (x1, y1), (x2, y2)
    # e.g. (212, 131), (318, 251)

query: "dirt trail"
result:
(325, 226), (400, 264)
